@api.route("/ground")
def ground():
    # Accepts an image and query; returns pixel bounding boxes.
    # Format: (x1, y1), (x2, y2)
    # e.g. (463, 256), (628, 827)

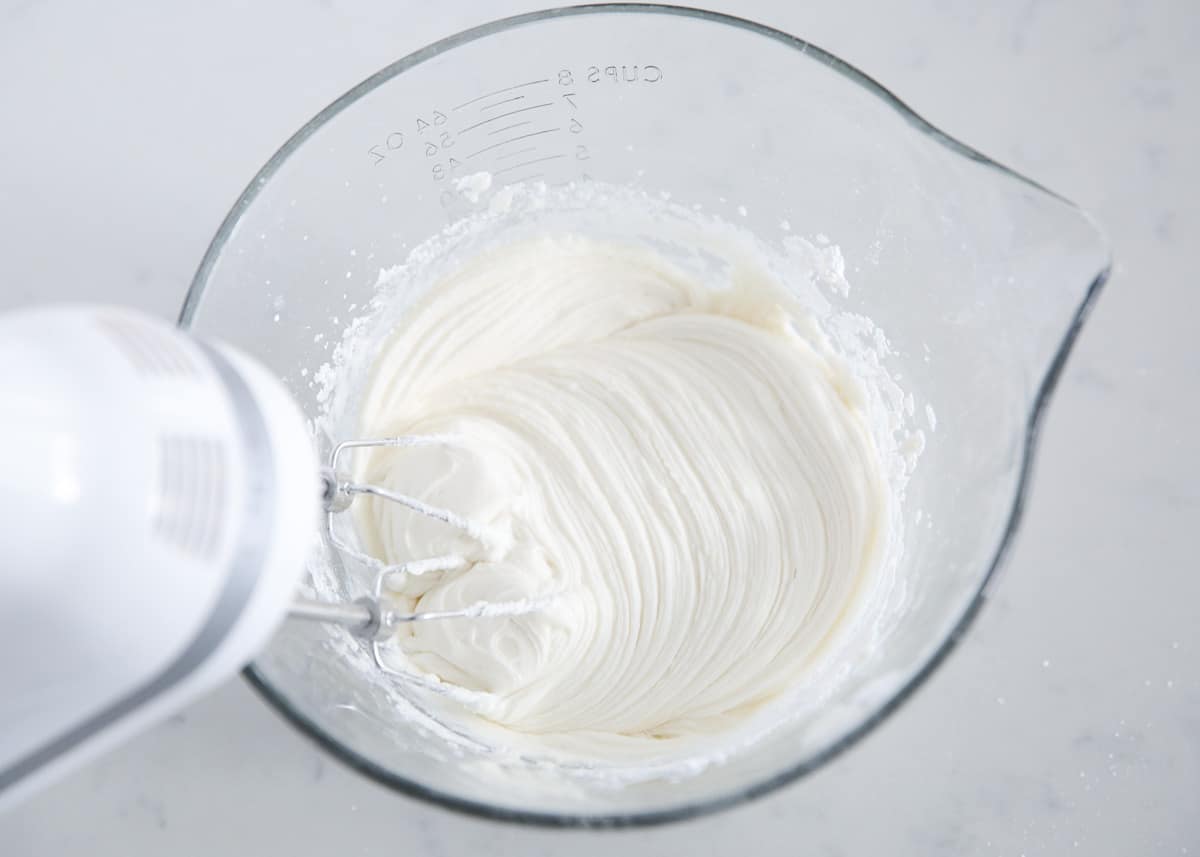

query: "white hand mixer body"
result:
(0, 305), (483, 809)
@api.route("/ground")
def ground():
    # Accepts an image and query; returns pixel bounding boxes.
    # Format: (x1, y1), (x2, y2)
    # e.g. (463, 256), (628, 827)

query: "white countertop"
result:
(1, 1), (1196, 853)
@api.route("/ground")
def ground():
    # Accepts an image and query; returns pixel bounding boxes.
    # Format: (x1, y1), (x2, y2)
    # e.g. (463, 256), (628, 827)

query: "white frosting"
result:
(351, 234), (888, 755)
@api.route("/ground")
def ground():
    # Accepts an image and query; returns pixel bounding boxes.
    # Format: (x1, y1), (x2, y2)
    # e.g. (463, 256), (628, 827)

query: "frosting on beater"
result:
(352, 234), (887, 752)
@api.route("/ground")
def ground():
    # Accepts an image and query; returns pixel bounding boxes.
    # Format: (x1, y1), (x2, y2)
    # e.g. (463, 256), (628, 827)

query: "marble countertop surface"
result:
(1, 0), (1196, 853)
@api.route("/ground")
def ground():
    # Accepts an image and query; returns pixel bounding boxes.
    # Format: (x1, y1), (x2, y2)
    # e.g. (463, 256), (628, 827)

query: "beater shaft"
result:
(288, 596), (381, 637)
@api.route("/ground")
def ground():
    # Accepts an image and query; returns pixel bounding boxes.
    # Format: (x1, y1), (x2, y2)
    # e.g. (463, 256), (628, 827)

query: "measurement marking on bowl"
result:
(466, 128), (560, 160)
(495, 154), (566, 175)
(501, 172), (544, 187)
(488, 120), (533, 137)
(458, 103), (554, 134)
(494, 145), (539, 162)
(419, 66), (622, 193)
(480, 95), (526, 111)
(452, 79), (549, 111)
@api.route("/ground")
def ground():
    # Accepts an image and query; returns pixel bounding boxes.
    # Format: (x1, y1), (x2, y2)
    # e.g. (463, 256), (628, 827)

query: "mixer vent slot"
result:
(153, 434), (228, 560)
(97, 315), (200, 377)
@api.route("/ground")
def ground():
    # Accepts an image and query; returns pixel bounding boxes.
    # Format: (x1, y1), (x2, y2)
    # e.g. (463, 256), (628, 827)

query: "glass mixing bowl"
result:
(180, 5), (1109, 826)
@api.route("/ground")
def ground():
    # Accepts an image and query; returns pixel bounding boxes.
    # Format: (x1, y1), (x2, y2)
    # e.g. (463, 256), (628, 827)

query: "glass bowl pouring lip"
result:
(180, 3), (1111, 829)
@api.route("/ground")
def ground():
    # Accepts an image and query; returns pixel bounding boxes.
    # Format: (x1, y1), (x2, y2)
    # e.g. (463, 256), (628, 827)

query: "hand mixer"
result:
(0, 304), (502, 808)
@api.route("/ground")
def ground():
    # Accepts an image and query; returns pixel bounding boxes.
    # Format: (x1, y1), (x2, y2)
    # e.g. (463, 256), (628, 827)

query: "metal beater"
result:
(287, 434), (544, 682)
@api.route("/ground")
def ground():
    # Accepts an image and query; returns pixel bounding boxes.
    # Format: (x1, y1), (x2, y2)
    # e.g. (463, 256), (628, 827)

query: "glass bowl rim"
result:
(180, 2), (1110, 829)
